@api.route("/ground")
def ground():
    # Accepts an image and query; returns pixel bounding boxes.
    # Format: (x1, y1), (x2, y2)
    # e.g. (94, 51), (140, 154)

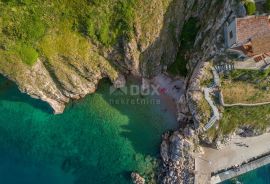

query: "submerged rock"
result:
(131, 172), (145, 184)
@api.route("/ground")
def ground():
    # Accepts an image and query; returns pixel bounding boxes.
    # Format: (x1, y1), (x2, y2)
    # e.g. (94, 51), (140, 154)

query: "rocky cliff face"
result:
(184, 0), (237, 117)
(0, 0), (236, 114)
(0, 0), (186, 113)
(185, 0), (240, 143)
(0, 44), (120, 114)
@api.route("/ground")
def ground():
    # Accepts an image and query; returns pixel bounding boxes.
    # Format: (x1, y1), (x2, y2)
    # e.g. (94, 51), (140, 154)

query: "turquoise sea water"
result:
(221, 164), (270, 184)
(0, 76), (177, 184)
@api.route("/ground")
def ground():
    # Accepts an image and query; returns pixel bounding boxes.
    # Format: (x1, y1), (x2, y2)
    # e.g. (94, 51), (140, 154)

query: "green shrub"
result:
(17, 44), (38, 66)
(179, 17), (200, 50)
(20, 17), (46, 43)
(114, 0), (135, 39)
(167, 52), (188, 76)
(86, 0), (136, 46)
(266, 0), (270, 11)
(245, 1), (256, 15)
(167, 18), (199, 76)
(87, 15), (115, 46)
(1, 3), (45, 44)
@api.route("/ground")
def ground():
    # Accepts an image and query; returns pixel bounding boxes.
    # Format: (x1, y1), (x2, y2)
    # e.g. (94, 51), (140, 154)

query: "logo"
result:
(109, 84), (164, 96)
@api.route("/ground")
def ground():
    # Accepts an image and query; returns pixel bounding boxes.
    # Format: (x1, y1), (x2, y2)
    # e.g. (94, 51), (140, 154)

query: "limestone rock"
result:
(161, 140), (170, 162)
(159, 131), (194, 184)
(178, 95), (189, 114)
(131, 172), (145, 184)
(170, 133), (183, 162)
(113, 74), (126, 89)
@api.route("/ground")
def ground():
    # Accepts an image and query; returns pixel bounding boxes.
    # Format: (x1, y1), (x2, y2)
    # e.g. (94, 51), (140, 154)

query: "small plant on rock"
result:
(244, 0), (256, 15)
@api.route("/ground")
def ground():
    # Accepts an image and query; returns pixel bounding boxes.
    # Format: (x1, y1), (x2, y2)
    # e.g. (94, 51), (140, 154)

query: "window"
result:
(229, 31), (233, 39)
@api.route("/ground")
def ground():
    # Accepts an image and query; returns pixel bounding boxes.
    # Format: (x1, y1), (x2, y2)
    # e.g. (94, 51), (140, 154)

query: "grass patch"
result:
(200, 63), (214, 87)
(221, 81), (270, 103)
(0, 0), (138, 66)
(197, 97), (212, 125)
(85, 0), (136, 46)
(210, 69), (270, 136)
(39, 22), (118, 80)
(219, 105), (270, 135)
(221, 69), (270, 104)
(39, 23), (91, 63)
(16, 44), (38, 66)
(227, 69), (270, 81)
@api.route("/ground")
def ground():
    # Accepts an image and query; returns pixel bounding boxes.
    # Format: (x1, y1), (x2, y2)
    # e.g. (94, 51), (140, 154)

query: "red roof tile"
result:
(254, 55), (263, 62)
(236, 16), (270, 43)
(251, 32), (270, 55)
(233, 32), (270, 60)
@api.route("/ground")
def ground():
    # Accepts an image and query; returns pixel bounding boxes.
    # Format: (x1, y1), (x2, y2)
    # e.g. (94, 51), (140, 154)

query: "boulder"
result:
(131, 172), (145, 184)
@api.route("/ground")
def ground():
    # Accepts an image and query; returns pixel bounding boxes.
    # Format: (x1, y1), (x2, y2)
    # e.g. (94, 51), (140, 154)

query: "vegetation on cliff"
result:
(0, 0), (175, 72)
(0, 0), (136, 69)
(168, 17), (200, 76)
(0, 0), (136, 81)
(266, 0), (270, 11)
(0, 0), (182, 113)
(221, 69), (270, 104)
(244, 0), (256, 15)
(217, 69), (270, 134)
(219, 105), (270, 134)
(207, 69), (270, 138)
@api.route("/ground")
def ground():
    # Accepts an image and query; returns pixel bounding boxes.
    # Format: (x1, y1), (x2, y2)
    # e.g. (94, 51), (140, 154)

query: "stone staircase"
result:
(203, 67), (221, 131)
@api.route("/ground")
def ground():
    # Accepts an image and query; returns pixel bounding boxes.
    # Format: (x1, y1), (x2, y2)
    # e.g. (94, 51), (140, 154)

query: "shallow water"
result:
(221, 164), (270, 184)
(0, 76), (177, 184)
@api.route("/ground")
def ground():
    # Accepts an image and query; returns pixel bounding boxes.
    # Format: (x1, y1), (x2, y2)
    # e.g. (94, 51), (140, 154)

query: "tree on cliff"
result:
(266, 0), (270, 12)
(244, 1), (256, 15)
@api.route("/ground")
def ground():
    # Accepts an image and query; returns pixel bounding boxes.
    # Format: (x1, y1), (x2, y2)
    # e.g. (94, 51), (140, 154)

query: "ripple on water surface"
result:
(0, 76), (177, 184)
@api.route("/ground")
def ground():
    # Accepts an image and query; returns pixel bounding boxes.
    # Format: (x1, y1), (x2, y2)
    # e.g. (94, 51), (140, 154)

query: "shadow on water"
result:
(0, 0), (182, 181)
(0, 75), (53, 114)
(96, 0), (183, 157)
(0, 0), (188, 182)
(0, 75), (177, 184)
(96, 78), (177, 157)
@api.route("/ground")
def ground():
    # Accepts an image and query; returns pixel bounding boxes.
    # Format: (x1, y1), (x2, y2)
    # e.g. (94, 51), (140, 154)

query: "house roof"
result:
(233, 33), (270, 59)
(234, 42), (253, 56)
(236, 16), (270, 44)
(252, 32), (270, 55)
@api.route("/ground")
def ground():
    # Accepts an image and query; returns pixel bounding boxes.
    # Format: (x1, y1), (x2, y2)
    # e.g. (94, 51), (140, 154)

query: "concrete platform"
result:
(211, 153), (270, 183)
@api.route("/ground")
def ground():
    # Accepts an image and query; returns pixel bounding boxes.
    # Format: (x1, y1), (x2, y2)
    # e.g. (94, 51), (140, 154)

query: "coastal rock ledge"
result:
(159, 131), (194, 184)
(0, 59), (125, 114)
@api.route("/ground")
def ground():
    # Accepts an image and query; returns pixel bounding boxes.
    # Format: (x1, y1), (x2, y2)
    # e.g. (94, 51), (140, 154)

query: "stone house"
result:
(224, 15), (270, 62)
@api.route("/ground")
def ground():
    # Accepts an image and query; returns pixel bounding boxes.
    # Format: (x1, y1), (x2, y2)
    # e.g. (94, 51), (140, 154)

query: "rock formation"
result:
(131, 172), (145, 184)
(159, 131), (194, 184)
(0, 0), (237, 115)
